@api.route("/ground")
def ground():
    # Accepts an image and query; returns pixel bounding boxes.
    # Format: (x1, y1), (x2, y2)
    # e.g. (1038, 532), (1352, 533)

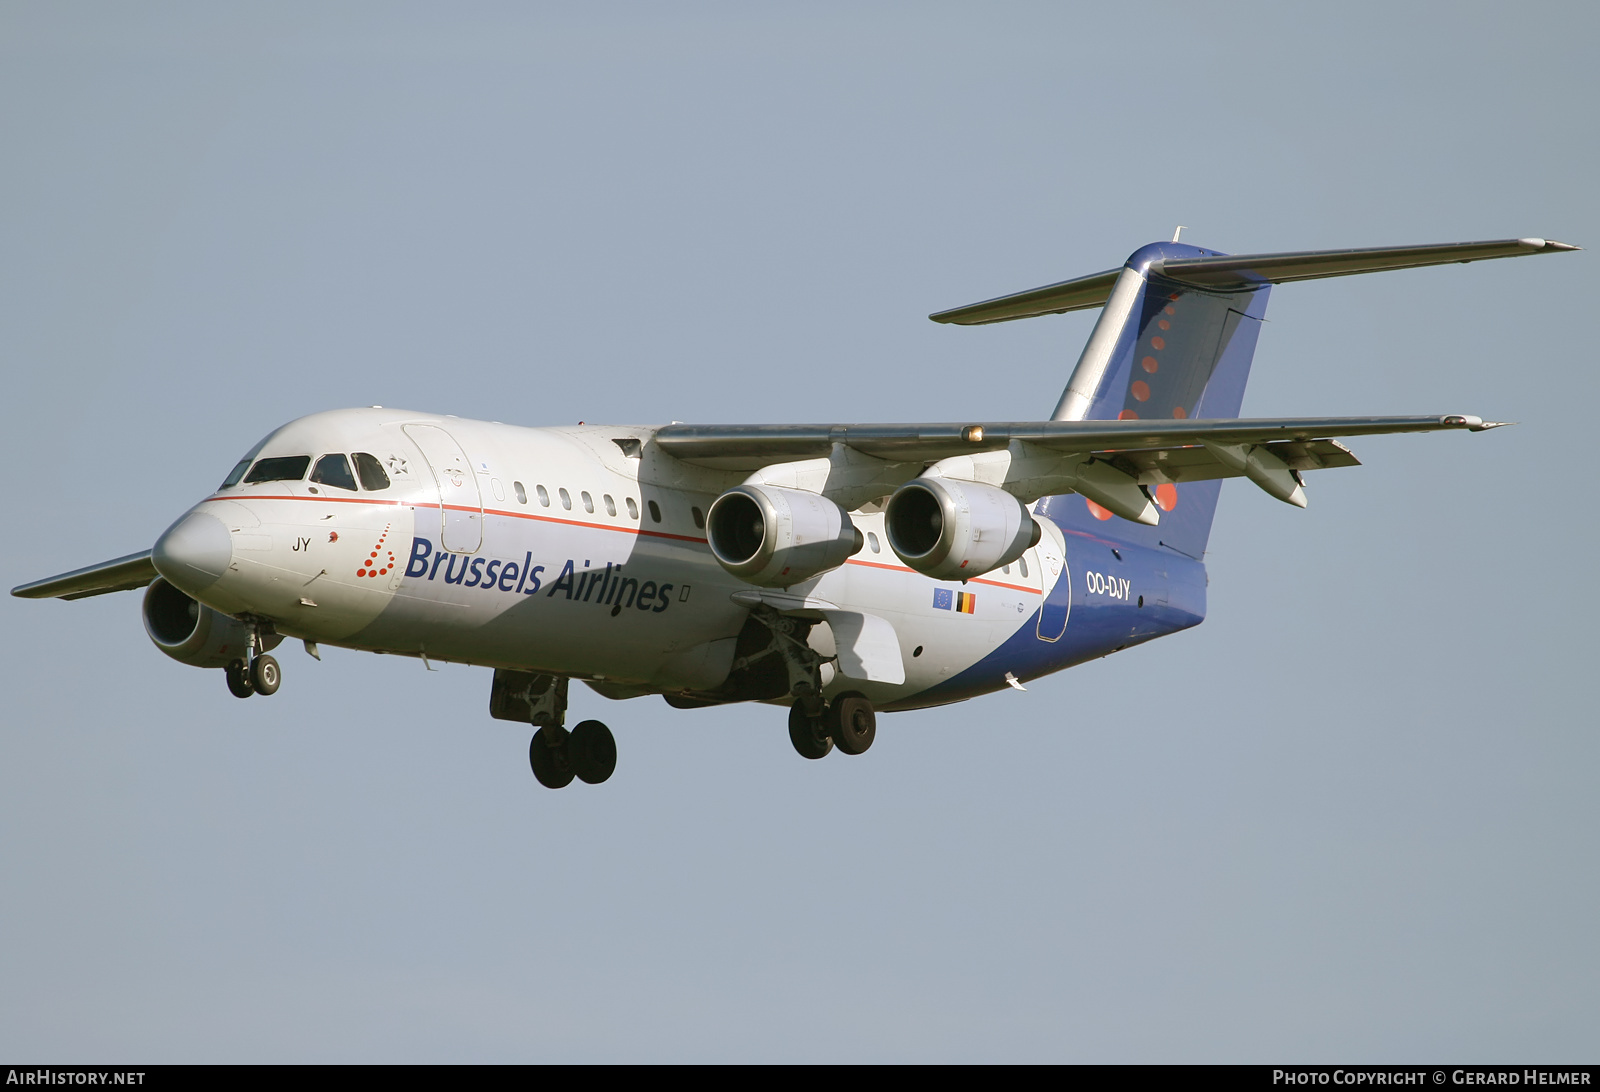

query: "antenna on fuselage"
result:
(1172, 225), (1186, 243)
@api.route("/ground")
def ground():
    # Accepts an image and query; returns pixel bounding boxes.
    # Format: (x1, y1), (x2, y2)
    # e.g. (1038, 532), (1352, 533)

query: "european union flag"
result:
(932, 588), (953, 611)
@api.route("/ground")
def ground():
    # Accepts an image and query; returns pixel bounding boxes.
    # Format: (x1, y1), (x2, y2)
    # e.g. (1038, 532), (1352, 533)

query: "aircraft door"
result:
(1035, 523), (1070, 642)
(402, 424), (483, 553)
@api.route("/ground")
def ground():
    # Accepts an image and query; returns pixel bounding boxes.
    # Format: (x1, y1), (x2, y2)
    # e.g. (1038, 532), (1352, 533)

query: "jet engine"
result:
(142, 577), (278, 668)
(885, 477), (1041, 580)
(706, 484), (863, 588)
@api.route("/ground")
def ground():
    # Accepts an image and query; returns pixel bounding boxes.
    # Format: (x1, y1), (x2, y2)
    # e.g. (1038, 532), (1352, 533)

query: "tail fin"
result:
(1041, 241), (1268, 558)
(930, 236), (1577, 559)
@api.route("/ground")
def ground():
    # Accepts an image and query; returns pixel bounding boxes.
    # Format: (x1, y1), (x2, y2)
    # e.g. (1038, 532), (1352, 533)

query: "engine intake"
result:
(706, 485), (862, 587)
(142, 577), (277, 668)
(885, 477), (1041, 580)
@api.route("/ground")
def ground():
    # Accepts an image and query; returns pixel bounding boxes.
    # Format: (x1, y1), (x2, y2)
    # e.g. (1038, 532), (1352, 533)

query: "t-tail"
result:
(930, 236), (1577, 560)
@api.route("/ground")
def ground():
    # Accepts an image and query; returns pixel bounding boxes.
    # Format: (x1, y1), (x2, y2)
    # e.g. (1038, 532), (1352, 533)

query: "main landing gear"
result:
(225, 620), (281, 699)
(788, 690), (877, 760)
(514, 674), (617, 789)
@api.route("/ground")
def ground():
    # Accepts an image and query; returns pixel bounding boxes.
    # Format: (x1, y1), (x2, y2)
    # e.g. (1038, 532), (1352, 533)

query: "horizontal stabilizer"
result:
(929, 238), (1577, 325)
(11, 550), (157, 600)
(929, 267), (1120, 325)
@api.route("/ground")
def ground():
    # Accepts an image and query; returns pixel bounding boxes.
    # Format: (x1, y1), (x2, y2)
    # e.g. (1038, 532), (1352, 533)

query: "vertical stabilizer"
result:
(1039, 241), (1271, 559)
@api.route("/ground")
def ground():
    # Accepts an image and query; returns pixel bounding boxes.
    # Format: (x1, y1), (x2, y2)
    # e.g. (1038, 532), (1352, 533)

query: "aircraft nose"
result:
(152, 510), (233, 593)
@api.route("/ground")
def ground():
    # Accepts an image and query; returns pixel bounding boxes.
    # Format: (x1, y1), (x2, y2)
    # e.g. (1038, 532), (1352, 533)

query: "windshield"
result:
(219, 436), (271, 489)
(244, 455), (312, 484)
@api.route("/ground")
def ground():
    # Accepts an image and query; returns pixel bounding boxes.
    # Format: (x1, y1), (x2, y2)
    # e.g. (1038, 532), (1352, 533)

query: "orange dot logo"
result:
(1172, 406), (1187, 419)
(1164, 304), (1176, 315)
(1158, 319), (1171, 331)
(1130, 380), (1151, 402)
(1151, 336), (1166, 350)
(1141, 356), (1158, 373)
(1155, 483), (1178, 511)
(355, 523), (396, 579)
(1118, 409), (1139, 420)
(1086, 498), (1113, 521)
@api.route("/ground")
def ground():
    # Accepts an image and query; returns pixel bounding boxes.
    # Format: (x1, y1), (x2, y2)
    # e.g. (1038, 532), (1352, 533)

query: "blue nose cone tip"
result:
(152, 510), (233, 593)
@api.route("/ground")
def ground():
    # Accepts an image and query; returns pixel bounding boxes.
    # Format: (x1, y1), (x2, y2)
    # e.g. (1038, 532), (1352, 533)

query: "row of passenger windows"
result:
(508, 480), (667, 524)
(223, 453), (391, 492)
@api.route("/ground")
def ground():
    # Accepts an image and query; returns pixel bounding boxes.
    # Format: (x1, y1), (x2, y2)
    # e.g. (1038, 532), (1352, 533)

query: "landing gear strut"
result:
(224, 619), (280, 699)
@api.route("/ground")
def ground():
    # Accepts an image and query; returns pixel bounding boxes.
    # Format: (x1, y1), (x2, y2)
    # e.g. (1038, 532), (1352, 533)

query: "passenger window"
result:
(603, 494), (616, 516)
(867, 532), (880, 553)
(559, 488), (572, 511)
(311, 454), (359, 492)
(691, 506), (705, 529)
(353, 452), (391, 491)
(514, 481), (527, 504)
(244, 455), (311, 484)
(1019, 556), (1029, 578)
(536, 485), (550, 507)
(647, 500), (661, 523)
(625, 497), (639, 520)
(581, 491), (594, 514)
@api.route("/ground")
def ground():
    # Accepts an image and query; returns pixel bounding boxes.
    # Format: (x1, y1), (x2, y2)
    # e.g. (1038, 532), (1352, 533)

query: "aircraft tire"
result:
(225, 660), (254, 699)
(528, 727), (575, 789)
(788, 702), (833, 760)
(569, 720), (617, 785)
(829, 691), (876, 755)
(249, 654), (281, 696)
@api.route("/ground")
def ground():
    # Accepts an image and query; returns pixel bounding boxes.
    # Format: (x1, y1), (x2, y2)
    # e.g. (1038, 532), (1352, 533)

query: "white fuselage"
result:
(184, 408), (1071, 710)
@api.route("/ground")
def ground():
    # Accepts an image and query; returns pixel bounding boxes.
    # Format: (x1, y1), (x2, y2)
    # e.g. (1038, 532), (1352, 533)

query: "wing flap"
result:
(11, 550), (158, 600)
(1114, 439), (1361, 485)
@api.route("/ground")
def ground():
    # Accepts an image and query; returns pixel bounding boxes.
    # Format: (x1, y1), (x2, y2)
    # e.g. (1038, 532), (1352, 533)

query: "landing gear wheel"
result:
(829, 691), (876, 755)
(225, 660), (254, 699)
(528, 726), (575, 789)
(788, 701), (833, 760)
(569, 720), (617, 785)
(249, 654), (281, 696)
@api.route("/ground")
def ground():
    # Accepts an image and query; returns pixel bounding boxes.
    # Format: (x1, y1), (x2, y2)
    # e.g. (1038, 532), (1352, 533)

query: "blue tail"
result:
(1036, 241), (1271, 560)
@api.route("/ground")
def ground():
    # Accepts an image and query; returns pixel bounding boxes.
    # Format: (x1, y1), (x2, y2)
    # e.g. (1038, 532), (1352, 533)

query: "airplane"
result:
(11, 235), (1577, 788)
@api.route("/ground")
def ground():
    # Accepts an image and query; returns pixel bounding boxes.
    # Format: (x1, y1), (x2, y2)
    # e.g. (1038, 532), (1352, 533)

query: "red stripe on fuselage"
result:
(205, 492), (1043, 592)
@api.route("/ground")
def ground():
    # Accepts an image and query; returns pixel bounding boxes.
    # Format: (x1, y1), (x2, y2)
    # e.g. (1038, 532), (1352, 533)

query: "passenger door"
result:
(403, 424), (483, 553)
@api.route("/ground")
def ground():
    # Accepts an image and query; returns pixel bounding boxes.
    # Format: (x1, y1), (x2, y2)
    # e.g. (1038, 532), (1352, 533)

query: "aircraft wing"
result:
(11, 550), (158, 600)
(652, 415), (1500, 472)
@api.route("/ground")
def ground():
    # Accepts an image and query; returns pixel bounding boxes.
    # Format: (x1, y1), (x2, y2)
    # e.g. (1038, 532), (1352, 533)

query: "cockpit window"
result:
(221, 457), (253, 489)
(219, 436), (272, 490)
(353, 452), (391, 491)
(244, 455), (312, 484)
(311, 454), (359, 492)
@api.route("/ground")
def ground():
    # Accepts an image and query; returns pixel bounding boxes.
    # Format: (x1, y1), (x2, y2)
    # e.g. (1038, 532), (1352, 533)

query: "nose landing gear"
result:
(224, 619), (281, 699)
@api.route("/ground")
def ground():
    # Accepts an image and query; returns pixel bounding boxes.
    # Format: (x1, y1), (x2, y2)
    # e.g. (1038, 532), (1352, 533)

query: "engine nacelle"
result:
(885, 477), (1041, 580)
(706, 484), (863, 588)
(142, 577), (278, 668)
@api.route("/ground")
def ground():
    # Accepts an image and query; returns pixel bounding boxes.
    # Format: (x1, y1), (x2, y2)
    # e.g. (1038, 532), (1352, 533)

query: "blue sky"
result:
(2, 3), (1595, 1061)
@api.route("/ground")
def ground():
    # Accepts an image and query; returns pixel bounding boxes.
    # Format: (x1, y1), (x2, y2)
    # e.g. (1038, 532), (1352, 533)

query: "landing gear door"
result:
(402, 424), (483, 553)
